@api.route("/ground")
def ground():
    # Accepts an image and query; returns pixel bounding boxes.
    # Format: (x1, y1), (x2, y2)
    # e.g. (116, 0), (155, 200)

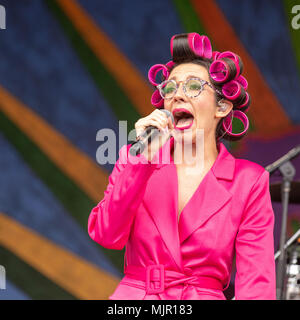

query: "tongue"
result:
(176, 117), (193, 127)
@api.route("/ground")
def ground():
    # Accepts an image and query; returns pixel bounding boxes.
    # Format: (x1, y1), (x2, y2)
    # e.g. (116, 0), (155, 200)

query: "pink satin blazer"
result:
(88, 138), (276, 300)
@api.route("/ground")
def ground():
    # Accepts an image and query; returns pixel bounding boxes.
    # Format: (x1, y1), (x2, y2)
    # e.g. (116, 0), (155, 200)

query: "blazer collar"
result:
(153, 136), (235, 180)
(143, 137), (235, 271)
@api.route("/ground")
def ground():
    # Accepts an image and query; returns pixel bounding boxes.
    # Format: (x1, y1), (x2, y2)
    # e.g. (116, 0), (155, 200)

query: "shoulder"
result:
(234, 157), (269, 187)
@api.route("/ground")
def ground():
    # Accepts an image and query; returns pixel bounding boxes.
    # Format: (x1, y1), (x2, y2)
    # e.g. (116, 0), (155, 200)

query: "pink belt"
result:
(125, 264), (223, 294)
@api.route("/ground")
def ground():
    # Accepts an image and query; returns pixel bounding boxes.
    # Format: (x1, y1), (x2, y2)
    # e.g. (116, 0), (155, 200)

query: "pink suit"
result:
(88, 138), (276, 300)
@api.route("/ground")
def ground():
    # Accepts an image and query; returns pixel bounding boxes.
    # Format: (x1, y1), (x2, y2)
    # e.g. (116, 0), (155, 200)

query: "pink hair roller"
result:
(187, 33), (212, 59)
(148, 64), (169, 87)
(222, 80), (242, 101)
(218, 51), (241, 78)
(165, 60), (175, 69)
(223, 110), (249, 137)
(170, 35), (176, 57)
(151, 89), (164, 108)
(235, 75), (248, 90)
(212, 51), (220, 61)
(237, 92), (250, 112)
(209, 59), (230, 83)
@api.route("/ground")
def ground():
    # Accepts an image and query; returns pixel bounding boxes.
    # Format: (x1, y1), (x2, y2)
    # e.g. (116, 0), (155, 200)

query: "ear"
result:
(215, 99), (233, 119)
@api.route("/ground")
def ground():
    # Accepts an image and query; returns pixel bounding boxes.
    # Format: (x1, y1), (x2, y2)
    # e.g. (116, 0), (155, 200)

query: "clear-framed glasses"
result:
(157, 77), (221, 100)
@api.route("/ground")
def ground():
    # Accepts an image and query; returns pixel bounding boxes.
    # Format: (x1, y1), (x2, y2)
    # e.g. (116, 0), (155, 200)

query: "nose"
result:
(173, 82), (186, 101)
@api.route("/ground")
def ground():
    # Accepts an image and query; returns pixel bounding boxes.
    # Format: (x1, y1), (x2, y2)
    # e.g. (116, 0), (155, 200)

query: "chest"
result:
(176, 167), (207, 221)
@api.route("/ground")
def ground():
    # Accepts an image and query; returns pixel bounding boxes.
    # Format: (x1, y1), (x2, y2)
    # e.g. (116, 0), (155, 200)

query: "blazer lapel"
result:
(178, 142), (235, 244)
(142, 137), (182, 270)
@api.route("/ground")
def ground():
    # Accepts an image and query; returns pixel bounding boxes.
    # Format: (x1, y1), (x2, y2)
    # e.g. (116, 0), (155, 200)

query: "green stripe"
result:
(44, 0), (140, 132)
(283, 0), (300, 78)
(172, 0), (207, 34)
(0, 110), (124, 273)
(0, 245), (76, 299)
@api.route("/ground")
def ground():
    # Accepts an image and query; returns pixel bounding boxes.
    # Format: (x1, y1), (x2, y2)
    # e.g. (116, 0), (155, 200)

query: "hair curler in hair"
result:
(236, 92), (251, 113)
(165, 60), (175, 70)
(151, 89), (164, 108)
(222, 110), (249, 138)
(187, 33), (212, 59)
(235, 75), (248, 90)
(209, 59), (230, 83)
(218, 51), (243, 76)
(148, 64), (169, 87)
(222, 80), (246, 103)
(212, 51), (221, 61)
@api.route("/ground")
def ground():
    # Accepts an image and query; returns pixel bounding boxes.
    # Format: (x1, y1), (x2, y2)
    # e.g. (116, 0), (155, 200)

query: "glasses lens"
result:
(185, 79), (202, 97)
(161, 81), (177, 99)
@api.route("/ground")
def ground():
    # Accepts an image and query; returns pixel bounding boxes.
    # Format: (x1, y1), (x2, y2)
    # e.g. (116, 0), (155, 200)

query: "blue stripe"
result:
(216, 0), (300, 124)
(77, 0), (184, 79)
(0, 132), (121, 278)
(0, 0), (120, 173)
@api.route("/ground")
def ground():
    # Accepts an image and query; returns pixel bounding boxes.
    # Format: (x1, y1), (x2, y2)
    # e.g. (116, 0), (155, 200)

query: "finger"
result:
(168, 116), (174, 129)
(146, 116), (168, 129)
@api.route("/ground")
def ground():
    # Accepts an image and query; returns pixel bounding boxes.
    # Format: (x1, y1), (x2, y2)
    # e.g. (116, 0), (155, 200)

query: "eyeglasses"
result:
(157, 77), (221, 100)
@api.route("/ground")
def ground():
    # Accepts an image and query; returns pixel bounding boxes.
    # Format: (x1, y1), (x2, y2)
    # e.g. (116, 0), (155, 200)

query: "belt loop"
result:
(146, 264), (165, 294)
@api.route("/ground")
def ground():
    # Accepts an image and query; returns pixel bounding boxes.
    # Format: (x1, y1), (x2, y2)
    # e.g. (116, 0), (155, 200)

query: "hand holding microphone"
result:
(129, 109), (175, 160)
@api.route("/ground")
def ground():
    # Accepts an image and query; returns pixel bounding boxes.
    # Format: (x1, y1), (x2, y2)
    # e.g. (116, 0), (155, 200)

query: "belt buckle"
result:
(146, 264), (165, 294)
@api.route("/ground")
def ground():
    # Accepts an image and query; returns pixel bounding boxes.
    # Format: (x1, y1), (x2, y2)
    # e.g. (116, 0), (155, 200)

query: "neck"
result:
(172, 137), (219, 171)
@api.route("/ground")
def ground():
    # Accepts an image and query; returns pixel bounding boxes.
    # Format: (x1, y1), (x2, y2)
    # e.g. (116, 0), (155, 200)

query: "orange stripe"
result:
(0, 213), (120, 299)
(191, 0), (292, 138)
(56, 0), (153, 117)
(0, 86), (108, 202)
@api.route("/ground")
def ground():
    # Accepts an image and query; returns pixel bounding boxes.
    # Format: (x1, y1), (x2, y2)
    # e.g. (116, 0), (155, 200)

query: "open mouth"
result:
(172, 108), (194, 130)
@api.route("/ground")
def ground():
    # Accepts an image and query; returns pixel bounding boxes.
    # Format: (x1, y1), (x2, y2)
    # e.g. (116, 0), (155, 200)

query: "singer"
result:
(88, 33), (276, 300)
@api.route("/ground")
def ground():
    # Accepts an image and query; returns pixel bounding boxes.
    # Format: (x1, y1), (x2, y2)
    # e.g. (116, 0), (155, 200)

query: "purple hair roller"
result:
(212, 51), (220, 61)
(218, 51), (241, 77)
(187, 33), (212, 59)
(148, 64), (169, 87)
(236, 75), (248, 90)
(151, 89), (164, 108)
(237, 92), (250, 112)
(222, 110), (249, 137)
(222, 80), (242, 101)
(209, 59), (229, 83)
(170, 35), (176, 57)
(165, 60), (175, 69)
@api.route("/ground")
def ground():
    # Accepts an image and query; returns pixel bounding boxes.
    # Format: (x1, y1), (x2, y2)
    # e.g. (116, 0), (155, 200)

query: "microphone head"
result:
(160, 109), (175, 124)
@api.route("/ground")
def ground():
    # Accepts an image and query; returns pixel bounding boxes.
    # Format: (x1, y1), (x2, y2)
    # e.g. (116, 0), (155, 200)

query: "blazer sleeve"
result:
(234, 169), (276, 300)
(87, 144), (156, 250)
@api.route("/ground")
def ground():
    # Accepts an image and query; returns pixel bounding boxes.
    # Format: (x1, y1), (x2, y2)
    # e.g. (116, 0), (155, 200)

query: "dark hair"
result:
(166, 34), (250, 143)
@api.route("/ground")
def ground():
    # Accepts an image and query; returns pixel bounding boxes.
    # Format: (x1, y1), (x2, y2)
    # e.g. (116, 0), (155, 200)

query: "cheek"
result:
(194, 96), (217, 119)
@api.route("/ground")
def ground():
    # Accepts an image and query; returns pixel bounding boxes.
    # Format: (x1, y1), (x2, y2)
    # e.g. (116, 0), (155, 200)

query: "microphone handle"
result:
(129, 126), (160, 156)
(129, 109), (174, 157)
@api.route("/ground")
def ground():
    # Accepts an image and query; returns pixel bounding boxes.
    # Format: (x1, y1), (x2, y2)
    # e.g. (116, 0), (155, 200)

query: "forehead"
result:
(169, 63), (209, 81)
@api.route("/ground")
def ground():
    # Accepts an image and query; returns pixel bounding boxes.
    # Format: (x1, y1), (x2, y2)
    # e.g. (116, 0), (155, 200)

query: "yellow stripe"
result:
(0, 213), (120, 299)
(0, 86), (108, 202)
(56, 0), (153, 117)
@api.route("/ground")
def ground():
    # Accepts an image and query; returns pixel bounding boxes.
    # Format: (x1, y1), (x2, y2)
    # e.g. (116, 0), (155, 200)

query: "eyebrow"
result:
(169, 75), (203, 81)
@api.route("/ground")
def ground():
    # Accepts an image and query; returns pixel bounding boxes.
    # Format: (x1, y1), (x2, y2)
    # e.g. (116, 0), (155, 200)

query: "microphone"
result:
(265, 145), (300, 174)
(129, 109), (174, 156)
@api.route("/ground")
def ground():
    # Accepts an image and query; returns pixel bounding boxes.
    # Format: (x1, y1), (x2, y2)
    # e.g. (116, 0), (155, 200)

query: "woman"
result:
(88, 33), (276, 300)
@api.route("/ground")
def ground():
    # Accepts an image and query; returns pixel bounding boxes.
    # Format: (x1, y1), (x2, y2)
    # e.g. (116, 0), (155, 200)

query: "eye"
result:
(186, 79), (201, 91)
(162, 82), (176, 95)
